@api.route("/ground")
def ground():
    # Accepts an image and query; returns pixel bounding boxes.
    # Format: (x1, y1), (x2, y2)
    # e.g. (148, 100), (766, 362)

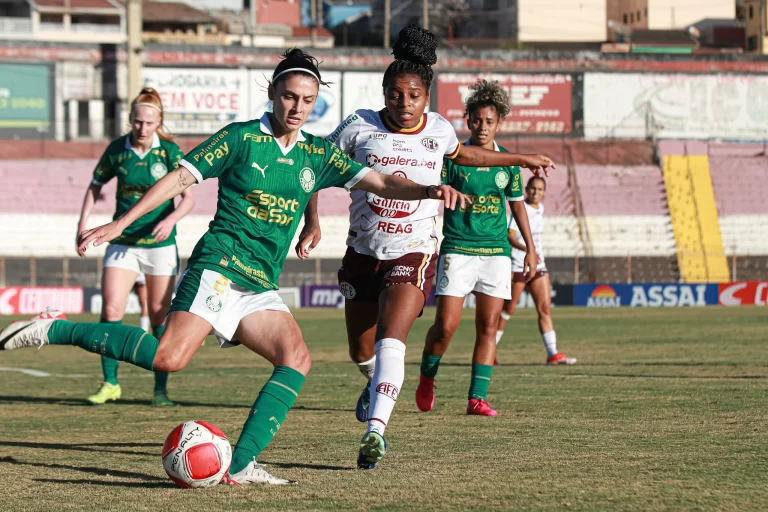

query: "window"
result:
(630, 12), (634, 23)
(623, 13), (628, 24)
(637, 10), (641, 20)
(748, 35), (758, 51)
(750, 5), (754, 19)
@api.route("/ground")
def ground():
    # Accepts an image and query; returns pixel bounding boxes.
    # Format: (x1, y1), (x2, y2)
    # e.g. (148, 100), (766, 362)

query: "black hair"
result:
(527, 176), (546, 190)
(382, 24), (438, 91)
(464, 79), (511, 120)
(271, 48), (329, 87)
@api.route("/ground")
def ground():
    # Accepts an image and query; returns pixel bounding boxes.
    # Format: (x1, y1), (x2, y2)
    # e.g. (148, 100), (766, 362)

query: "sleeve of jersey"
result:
(506, 166), (524, 201)
(316, 141), (370, 191)
(169, 143), (185, 170)
(444, 123), (461, 160)
(325, 112), (361, 154)
(441, 159), (454, 185)
(179, 125), (238, 183)
(91, 150), (115, 186)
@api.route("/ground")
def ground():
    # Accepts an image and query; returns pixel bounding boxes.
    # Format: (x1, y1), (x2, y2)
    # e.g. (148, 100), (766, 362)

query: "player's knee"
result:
(433, 318), (459, 341)
(284, 343), (311, 375)
(102, 303), (124, 322)
(477, 318), (498, 340)
(536, 302), (551, 318)
(148, 302), (168, 324)
(153, 351), (186, 373)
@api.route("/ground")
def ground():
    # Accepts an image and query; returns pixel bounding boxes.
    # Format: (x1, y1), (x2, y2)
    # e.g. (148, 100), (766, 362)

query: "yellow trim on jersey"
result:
(446, 143), (461, 160)
(380, 110), (426, 133)
(416, 253), (430, 288)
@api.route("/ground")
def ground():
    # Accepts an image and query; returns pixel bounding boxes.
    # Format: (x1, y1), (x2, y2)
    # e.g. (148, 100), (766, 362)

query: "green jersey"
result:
(92, 133), (185, 247)
(440, 142), (524, 257)
(180, 114), (369, 293)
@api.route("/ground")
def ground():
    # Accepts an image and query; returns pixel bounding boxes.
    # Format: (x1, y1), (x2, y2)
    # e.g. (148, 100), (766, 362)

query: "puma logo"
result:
(252, 162), (268, 178)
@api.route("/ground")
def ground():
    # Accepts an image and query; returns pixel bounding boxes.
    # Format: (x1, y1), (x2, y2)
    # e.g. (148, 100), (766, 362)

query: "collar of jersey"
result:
(125, 133), (160, 158)
(259, 113), (306, 156)
(378, 109), (427, 135)
(464, 139), (499, 152)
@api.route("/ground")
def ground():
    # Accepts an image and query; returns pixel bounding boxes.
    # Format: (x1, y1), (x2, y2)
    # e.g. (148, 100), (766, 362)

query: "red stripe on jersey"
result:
(446, 143), (461, 160)
(378, 110), (427, 135)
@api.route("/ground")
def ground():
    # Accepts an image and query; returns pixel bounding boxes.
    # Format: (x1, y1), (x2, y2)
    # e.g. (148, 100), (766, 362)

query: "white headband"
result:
(134, 102), (163, 113)
(273, 67), (320, 84)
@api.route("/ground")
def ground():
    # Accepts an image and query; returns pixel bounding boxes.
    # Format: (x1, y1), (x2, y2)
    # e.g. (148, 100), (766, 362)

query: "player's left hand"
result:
(152, 218), (176, 243)
(77, 220), (125, 255)
(523, 250), (539, 282)
(427, 185), (472, 211)
(295, 222), (322, 259)
(521, 154), (556, 177)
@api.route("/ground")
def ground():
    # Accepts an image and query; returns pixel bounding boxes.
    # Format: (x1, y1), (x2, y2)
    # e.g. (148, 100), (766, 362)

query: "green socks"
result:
(48, 320), (158, 372)
(468, 364), (493, 401)
(230, 366), (305, 474)
(420, 351), (443, 378)
(152, 325), (169, 393)
(99, 319), (122, 385)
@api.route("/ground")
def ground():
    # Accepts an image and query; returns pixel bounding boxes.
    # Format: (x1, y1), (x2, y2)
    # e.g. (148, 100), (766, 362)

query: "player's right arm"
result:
(295, 192), (321, 259)
(76, 183), (102, 257)
(509, 201), (538, 280)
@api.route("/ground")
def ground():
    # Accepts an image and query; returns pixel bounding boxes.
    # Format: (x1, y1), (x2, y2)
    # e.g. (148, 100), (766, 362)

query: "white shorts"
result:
(173, 268), (291, 348)
(435, 253), (512, 300)
(103, 244), (179, 276)
(135, 273), (146, 286)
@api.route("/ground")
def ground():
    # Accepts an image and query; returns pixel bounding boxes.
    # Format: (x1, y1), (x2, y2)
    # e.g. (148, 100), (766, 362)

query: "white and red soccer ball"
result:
(162, 420), (232, 488)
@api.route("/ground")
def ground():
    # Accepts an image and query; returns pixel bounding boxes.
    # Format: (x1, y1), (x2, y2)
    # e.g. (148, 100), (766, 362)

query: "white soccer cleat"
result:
(221, 461), (296, 486)
(0, 318), (56, 351)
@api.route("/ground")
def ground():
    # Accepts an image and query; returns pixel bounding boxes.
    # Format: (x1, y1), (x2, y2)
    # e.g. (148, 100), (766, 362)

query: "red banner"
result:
(0, 287), (84, 315)
(437, 74), (573, 135)
(718, 281), (768, 306)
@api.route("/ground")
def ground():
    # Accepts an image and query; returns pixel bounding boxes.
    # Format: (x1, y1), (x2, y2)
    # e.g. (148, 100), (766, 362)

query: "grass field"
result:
(0, 307), (766, 511)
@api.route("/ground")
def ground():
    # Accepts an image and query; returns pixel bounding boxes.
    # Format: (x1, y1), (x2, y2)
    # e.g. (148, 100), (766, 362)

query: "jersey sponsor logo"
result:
(192, 130), (229, 162)
(495, 171), (509, 188)
(511, 173), (521, 192)
(368, 133), (387, 140)
(243, 133), (273, 144)
(587, 285), (621, 307)
(421, 137), (439, 152)
(476, 167), (490, 172)
(205, 295), (222, 312)
(277, 157), (294, 165)
(375, 382), (399, 401)
(252, 162), (268, 178)
(150, 162), (168, 180)
(328, 151), (353, 175)
(120, 183), (151, 199)
(327, 114), (359, 143)
(368, 196), (420, 218)
(388, 265), (414, 278)
(365, 153), (437, 170)
(202, 141), (230, 166)
(297, 142), (326, 155)
(392, 139), (413, 153)
(245, 190), (300, 226)
(338, 281), (356, 300)
(151, 149), (168, 158)
(299, 167), (316, 192)
(462, 193), (503, 215)
(376, 221), (413, 234)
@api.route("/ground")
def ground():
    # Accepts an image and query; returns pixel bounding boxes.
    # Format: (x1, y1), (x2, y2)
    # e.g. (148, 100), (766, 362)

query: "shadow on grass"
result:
(0, 441), (160, 457)
(0, 395), (250, 409)
(259, 460), (352, 471)
(33, 478), (176, 488)
(0, 456), (167, 481)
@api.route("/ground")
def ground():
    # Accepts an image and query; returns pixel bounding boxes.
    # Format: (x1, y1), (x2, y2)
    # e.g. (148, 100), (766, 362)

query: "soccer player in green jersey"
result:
(1, 49), (470, 485)
(415, 79), (539, 416)
(76, 88), (194, 407)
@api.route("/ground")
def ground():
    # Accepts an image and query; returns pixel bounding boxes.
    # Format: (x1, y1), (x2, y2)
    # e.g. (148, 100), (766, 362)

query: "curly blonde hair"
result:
(464, 79), (511, 120)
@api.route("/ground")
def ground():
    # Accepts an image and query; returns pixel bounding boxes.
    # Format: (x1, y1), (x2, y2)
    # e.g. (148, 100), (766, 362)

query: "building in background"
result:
(744, 0), (767, 52)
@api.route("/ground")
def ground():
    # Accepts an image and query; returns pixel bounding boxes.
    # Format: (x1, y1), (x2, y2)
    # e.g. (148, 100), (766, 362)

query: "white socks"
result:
(139, 316), (151, 332)
(366, 338), (406, 436)
(542, 331), (557, 357)
(495, 330), (504, 344)
(356, 355), (376, 382)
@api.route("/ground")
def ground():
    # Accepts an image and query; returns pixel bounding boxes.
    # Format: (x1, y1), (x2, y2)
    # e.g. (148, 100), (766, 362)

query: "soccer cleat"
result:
(87, 382), (122, 405)
(415, 374), (435, 412)
(546, 352), (577, 365)
(221, 460), (296, 485)
(32, 307), (67, 321)
(467, 398), (498, 417)
(357, 431), (387, 469)
(355, 383), (371, 422)
(152, 392), (176, 407)
(0, 318), (56, 351)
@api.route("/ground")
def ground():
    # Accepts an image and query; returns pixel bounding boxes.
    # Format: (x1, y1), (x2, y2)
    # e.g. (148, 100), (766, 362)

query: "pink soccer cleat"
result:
(467, 398), (497, 416)
(547, 352), (577, 365)
(415, 375), (435, 412)
(31, 307), (67, 321)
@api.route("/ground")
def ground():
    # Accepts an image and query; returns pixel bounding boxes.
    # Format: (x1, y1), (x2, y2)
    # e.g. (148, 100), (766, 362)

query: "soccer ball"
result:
(162, 420), (232, 488)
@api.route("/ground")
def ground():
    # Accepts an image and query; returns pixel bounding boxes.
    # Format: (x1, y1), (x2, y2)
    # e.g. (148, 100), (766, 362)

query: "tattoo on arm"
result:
(177, 171), (189, 188)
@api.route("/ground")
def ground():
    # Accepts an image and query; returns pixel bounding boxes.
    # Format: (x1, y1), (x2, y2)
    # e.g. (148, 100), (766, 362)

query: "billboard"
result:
(0, 63), (51, 133)
(574, 283), (718, 307)
(250, 70), (342, 136)
(0, 287), (83, 315)
(584, 73), (768, 140)
(437, 74), (573, 135)
(143, 68), (250, 134)
(718, 281), (768, 306)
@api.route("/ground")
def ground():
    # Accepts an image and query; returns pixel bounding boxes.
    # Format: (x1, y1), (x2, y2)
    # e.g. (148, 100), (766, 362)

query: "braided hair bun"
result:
(392, 25), (437, 66)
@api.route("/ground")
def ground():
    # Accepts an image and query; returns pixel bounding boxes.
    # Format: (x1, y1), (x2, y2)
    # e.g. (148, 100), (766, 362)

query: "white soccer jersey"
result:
(508, 201), (546, 272)
(327, 109), (460, 260)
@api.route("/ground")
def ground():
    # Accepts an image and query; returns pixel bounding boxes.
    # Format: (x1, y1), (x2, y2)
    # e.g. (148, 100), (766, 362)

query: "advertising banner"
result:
(718, 281), (768, 306)
(0, 63), (51, 132)
(584, 73), (768, 140)
(574, 283), (718, 307)
(437, 74), (573, 135)
(0, 287), (83, 315)
(250, 70), (341, 136)
(143, 68), (249, 134)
